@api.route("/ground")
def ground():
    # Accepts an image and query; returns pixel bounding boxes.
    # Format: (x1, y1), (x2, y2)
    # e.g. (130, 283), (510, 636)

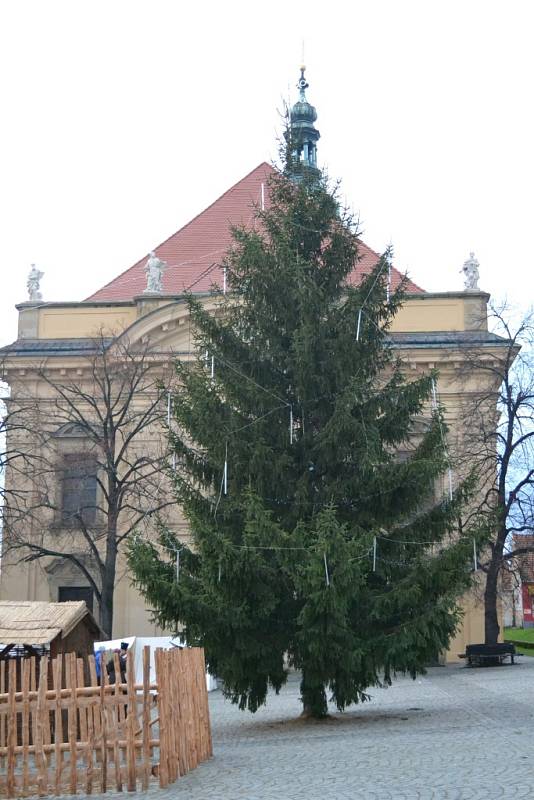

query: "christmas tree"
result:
(128, 155), (476, 718)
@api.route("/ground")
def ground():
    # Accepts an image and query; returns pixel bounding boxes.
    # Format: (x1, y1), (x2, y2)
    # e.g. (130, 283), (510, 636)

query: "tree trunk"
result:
(484, 561), (500, 644)
(99, 576), (115, 639)
(99, 531), (118, 638)
(300, 670), (328, 719)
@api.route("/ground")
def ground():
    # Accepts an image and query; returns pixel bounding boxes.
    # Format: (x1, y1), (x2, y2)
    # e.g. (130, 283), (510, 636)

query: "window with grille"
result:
(61, 453), (97, 525)
(58, 585), (94, 612)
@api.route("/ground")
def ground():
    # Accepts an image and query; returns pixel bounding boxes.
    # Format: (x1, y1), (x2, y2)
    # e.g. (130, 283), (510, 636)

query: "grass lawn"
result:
(504, 627), (534, 655)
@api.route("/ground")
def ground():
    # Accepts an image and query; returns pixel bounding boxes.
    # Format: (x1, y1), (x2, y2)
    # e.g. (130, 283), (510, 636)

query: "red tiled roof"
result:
(86, 163), (424, 302)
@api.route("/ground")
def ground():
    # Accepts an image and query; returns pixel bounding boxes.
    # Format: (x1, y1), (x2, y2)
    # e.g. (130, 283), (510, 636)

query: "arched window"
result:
(61, 453), (97, 525)
(53, 423), (99, 527)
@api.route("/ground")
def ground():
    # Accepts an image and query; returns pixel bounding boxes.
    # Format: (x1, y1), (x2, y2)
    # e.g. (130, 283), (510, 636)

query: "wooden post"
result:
(87, 654), (97, 689)
(196, 648), (211, 762)
(87, 653), (101, 784)
(126, 648), (137, 792)
(35, 656), (49, 797)
(76, 659), (88, 743)
(197, 648), (213, 759)
(195, 650), (207, 762)
(111, 653), (123, 792)
(21, 659), (31, 796)
(182, 649), (196, 771)
(112, 652), (125, 727)
(30, 657), (37, 748)
(141, 646), (151, 791)
(99, 654), (108, 794)
(6, 659), (17, 799)
(192, 650), (204, 762)
(174, 649), (189, 776)
(175, 649), (185, 778)
(86, 687), (95, 796)
(76, 657), (93, 795)
(165, 651), (178, 783)
(191, 650), (203, 767)
(0, 659), (6, 769)
(67, 654), (78, 795)
(175, 649), (184, 778)
(53, 656), (64, 796)
(173, 648), (184, 778)
(177, 649), (188, 772)
(155, 650), (168, 789)
(42, 660), (51, 752)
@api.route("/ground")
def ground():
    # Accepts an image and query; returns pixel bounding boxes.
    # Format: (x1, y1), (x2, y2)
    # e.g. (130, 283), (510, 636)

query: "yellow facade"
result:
(15, 290), (489, 341)
(1, 290), (503, 660)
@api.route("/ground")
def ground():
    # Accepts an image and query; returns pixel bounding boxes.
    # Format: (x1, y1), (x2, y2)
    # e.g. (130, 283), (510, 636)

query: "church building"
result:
(0, 70), (505, 659)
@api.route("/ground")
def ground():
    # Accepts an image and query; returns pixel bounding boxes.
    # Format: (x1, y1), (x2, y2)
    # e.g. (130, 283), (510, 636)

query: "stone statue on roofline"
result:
(27, 263), (44, 301)
(460, 252), (480, 291)
(144, 251), (167, 293)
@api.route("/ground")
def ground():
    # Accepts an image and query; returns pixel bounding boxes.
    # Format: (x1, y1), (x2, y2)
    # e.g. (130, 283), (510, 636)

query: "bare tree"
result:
(2, 333), (176, 637)
(459, 303), (534, 643)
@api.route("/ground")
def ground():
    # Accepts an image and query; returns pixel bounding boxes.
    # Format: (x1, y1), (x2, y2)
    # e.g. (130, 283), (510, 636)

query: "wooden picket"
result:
(0, 646), (212, 797)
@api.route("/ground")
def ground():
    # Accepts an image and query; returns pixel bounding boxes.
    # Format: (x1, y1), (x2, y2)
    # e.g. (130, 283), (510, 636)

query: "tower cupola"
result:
(288, 66), (321, 177)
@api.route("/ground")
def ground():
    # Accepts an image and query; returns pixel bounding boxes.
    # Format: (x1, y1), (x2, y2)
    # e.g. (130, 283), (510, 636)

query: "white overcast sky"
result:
(1, 0), (533, 346)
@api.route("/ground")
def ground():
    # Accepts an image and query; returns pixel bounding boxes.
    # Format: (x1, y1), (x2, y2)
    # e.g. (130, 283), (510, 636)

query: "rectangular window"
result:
(58, 585), (94, 613)
(61, 454), (97, 526)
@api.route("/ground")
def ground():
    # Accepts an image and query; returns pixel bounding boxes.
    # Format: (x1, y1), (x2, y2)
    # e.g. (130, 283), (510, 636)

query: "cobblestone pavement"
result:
(105, 658), (534, 799)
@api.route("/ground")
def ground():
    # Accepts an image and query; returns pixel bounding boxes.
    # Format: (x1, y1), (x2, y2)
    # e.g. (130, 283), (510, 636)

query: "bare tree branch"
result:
(457, 301), (534, 642)
(2, 332), (177, 636)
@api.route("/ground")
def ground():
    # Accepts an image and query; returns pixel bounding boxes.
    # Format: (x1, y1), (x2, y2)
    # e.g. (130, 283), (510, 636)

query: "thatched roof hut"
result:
(0, 601), (101, 660)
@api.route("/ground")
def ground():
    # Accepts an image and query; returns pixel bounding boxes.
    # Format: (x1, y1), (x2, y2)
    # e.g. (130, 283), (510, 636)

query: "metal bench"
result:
(459, 643), (517, 667)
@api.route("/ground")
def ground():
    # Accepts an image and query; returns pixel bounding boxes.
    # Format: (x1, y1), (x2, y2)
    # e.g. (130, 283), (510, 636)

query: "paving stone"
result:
(80, 657), (534, 799)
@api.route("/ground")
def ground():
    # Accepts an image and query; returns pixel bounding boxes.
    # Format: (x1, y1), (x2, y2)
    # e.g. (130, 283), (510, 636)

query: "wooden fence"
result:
(0, 646), (212, 797)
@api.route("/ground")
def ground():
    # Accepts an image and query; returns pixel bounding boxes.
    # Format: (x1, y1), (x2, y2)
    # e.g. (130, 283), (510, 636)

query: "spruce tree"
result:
(128, 161), (476, 718)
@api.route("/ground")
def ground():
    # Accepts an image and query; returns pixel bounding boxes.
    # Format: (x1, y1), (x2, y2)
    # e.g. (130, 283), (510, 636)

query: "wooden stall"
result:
(0, 601), (101, 665)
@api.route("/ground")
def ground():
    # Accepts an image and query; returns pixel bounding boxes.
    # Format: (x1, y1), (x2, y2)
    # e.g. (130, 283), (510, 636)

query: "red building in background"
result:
(510, 535), (534, 628)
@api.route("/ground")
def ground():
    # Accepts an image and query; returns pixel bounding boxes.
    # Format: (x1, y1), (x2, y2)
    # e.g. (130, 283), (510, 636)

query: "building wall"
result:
(447, 578), (503, 662)
(1, 291), (502, 654)
(0, 546), (171, 639)
(17, 291), (489, 340)
(502, 585), (519, 629)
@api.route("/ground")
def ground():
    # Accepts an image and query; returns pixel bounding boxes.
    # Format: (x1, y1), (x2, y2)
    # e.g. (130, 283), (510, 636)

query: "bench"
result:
(459, 643), (517, 667)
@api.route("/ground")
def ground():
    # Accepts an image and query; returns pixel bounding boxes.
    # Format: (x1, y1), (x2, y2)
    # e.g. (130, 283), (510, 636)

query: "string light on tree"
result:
(129, 69), (475, 720)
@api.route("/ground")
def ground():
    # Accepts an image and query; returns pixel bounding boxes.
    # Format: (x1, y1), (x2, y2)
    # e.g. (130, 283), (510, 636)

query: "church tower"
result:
(287, 66), (321, 179)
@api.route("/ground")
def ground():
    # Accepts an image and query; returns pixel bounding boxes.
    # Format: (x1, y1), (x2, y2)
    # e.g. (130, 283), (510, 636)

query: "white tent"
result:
(94, 636), (218, 691)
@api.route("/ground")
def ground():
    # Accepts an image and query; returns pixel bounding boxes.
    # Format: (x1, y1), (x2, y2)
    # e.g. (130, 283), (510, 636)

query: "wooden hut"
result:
(0, 600), (101, 662)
